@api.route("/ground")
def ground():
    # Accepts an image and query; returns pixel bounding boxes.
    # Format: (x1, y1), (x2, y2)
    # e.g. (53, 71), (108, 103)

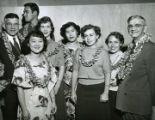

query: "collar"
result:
(5, 32), (20, 47)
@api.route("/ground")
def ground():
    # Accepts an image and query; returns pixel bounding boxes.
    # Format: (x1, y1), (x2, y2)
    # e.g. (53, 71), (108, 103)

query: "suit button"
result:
(124, 93), (127, 95)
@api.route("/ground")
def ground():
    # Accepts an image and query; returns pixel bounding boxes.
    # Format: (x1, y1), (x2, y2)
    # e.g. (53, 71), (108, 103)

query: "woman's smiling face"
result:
(29, 36), (44, 54)
(107, 35), (122, 53)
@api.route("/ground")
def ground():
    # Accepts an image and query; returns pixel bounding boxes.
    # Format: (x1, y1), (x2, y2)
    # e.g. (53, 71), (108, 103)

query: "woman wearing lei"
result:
(71, 24), (111, 120)
(37, 16), (66, 120)
(12, 31), (57, 120)
(105, 32), (126, 120)
(60, 22), (82, 120)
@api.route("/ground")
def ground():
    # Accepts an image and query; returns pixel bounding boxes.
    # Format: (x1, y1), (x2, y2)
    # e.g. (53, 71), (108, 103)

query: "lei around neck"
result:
(117, 33), (151, 80)
(79, 46), (103, 67)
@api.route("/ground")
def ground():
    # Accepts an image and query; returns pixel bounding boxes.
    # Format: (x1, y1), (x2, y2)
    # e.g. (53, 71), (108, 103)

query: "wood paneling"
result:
(0, 3), (155, 46)
(0, 0), (155, 6)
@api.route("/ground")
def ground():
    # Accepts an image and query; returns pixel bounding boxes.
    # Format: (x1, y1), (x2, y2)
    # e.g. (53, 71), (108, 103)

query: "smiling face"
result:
(29, 36), (44, 54)
(107, 35), (122, 53)
(128, 18), (146, 39)
(5, 18), (19, 36)
(83, 28), (99, 46)
(65, 26), (78, 42)
(39, 22), (52, 38)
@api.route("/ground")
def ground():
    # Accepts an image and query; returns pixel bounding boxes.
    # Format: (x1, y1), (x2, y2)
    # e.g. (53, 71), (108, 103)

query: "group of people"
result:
(0, 2), (155, 120)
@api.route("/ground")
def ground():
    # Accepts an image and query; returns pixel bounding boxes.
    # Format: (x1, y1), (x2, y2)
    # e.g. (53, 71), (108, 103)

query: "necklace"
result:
(117, 33), (151, 80)
(20, 54), (51, 88)
(48, 44), (62, 57)
(79, 46), (103, 67)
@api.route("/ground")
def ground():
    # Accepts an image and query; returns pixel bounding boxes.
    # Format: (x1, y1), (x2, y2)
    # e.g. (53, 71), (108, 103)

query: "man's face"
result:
(23, 6), (35, 22)
(128, 18), (146, 39)
(5, 18), (19, 36)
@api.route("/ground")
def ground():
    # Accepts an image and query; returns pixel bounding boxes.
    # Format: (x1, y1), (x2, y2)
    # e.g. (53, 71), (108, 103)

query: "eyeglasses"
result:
(6, 23), (19, 27)
(128, 24), (144, 29)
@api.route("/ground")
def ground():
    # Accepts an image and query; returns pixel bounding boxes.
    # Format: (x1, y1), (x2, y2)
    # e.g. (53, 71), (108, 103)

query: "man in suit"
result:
(0, 13), (21, 120)
(116, 15), (155, 120)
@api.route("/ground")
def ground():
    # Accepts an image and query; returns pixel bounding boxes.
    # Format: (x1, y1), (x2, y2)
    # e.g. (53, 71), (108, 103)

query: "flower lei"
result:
(79, 46), (103, 67)
(19, 55), (51, 88)
(48, 44), (63, 57)
(1, 32), (16, 66)
(117, 33), (151, 80)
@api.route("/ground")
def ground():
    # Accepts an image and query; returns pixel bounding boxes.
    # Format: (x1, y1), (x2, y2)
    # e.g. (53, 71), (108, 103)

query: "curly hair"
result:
(37, 16), (55, 41)
(60, 22), (80, 44)
(81, 24), (101, 39)
(105, 31), (124, 45)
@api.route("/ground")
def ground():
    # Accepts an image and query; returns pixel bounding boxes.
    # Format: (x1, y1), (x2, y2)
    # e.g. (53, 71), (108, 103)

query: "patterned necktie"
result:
(13, 37), (20, 52)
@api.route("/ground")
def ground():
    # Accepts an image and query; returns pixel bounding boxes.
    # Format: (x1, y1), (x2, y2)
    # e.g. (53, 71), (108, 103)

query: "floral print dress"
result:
(12, 55), (57, 120)
(63, 43), (82, 120)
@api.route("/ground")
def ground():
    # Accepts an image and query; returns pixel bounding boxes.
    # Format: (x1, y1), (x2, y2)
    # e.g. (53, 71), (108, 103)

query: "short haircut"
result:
(24, 2), (40, 16)
(4, 13), (19, 20)
(37, 16), (55, 41)
(60, 22), (80, 44)
(21, 31), (47, 55)
(127, 15), (146, 26)
(105, 31), (124, 45)
(81, 24), (101, 38)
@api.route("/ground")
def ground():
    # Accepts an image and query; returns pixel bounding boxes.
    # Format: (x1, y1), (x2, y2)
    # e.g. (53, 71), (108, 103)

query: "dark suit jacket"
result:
(0, 32), (21, 83)
(116, 41), (155, 115)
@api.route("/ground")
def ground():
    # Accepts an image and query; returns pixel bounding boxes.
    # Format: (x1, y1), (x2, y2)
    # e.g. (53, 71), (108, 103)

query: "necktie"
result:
(13, 37), (20, 52)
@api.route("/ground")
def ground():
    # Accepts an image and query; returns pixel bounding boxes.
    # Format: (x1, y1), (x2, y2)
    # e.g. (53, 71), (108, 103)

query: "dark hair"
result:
(4, 13), (19, 20)
(105, 32), (126, 52)
(60, 22), (80, 44)
(105, 32), (124, 45)
(127, 15), (146, 25)
(24, 2), (40, 16)
(81, 24), (101, 38)
(37, 16), (55, 41)
(21, 31), (47, 55)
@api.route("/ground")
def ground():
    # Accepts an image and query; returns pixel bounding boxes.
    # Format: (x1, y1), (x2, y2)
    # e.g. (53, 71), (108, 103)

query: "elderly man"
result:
(116, 15), (155, 120)
(0, 13), (21, 120)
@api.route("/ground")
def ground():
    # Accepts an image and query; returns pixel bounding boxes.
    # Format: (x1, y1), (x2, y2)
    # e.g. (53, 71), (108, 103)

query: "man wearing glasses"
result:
(0, 13), (21, 120)
(116, 15), (155, 120)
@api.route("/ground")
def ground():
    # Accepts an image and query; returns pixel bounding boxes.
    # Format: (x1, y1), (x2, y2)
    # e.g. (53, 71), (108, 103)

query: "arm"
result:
(146, 43), (155, 105)
(145, 43), (155, 119)
(71, 49), (80, 102)
(54, 66), (64, 95)
(100, 50), (111, 102)
(54, 46), (65, 94)
(152, 106), (155, 120)
(17, 87), (30, 120)
(49, 88), (57, 114)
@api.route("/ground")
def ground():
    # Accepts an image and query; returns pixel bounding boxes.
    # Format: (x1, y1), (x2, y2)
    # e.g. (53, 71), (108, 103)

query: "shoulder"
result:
(15, 55), (26, 68)
(0, 32), (6, 46)
(143, 40), (155, 51)
(100, 46), (109, 56)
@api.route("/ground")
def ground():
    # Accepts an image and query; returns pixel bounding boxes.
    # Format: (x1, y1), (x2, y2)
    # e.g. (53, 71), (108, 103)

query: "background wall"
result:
(0, 3), (155, 46)
(0, 0), (155, 6)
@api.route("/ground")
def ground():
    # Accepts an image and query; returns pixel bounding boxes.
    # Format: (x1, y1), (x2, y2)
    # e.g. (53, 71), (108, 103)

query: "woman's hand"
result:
(71, 92), (77, 103)
(100, 92), (109, 102)
(22, 109), (30, 120)
(51, 102), (57, 115)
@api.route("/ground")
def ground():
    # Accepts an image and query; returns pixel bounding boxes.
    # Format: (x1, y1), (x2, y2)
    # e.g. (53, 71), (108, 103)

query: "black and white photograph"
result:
(0, 0), (155, 120)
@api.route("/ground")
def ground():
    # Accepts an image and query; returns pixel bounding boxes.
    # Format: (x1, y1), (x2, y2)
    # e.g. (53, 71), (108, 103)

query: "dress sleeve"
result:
(11, 58), (33, 88)
(48, 66), (57, 92)
(55, 47), (65, 67)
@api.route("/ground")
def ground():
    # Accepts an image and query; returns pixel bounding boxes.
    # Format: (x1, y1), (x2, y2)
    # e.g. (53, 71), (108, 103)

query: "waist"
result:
(78, 78), (104, 85)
